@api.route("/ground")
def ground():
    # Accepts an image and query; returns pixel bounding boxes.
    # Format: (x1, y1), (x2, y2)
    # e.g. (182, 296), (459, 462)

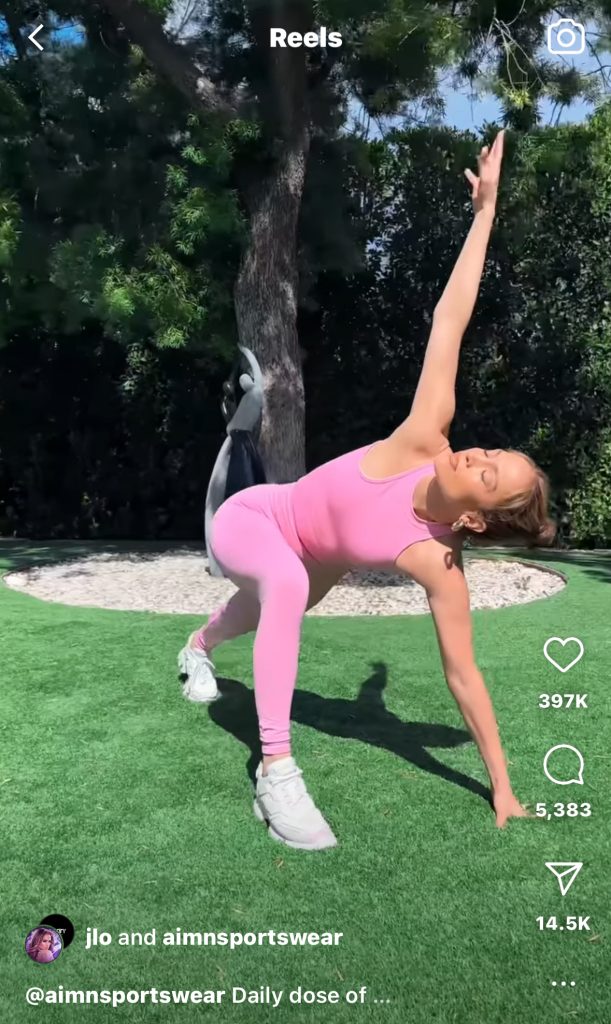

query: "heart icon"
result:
(543, 637), (584, 674)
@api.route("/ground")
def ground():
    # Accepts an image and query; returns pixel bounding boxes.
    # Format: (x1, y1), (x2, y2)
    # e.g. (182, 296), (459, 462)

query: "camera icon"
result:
(547, 18), (585, 55)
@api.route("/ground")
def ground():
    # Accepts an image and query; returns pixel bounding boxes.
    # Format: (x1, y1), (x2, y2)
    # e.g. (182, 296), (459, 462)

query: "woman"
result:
(179, 131), (554, 851)
(26, 928), (59, 963)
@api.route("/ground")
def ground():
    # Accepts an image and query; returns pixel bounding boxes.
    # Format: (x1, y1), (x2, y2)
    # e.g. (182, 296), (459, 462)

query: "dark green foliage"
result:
(2, 3), (611, 543)
(0, 332), (226, 538)
(3, 105), (611, 543)
(0, 17), (244, 351)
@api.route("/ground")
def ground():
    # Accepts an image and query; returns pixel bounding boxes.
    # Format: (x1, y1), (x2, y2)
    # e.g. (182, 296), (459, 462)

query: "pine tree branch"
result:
(98, 0), (239, 117)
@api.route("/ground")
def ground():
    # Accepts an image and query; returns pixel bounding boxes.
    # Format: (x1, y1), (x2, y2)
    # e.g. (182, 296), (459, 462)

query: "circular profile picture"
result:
(25, 926), (63, 964)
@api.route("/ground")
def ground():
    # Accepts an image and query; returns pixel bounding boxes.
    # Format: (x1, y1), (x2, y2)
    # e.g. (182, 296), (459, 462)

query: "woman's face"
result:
(40, 933), (53, 950)
(434, 447), (536, 510)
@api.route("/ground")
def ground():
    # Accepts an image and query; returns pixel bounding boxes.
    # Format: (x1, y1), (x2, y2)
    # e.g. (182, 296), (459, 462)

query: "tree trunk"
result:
(234, 132), (310, 483)
(233, 1), (313, 482)
(100, 0), (313, 481)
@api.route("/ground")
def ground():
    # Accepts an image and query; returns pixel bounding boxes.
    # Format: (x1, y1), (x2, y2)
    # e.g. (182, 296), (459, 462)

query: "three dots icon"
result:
(551, 981), (576, 988)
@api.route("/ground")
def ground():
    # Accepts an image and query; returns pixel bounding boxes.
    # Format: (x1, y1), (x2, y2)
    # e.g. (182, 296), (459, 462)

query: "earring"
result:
(451, 520), (463, 533)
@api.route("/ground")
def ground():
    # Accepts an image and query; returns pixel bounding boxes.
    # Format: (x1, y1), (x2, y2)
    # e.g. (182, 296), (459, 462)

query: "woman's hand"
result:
(493, 788), (530, 828)
(464, 130), (505, 215)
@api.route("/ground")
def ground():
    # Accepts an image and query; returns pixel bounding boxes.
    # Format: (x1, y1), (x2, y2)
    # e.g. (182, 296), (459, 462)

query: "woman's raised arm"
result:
(390, 131), (505, 452)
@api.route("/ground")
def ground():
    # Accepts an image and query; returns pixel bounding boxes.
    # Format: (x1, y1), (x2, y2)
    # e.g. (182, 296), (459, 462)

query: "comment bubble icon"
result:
(543, 744), (585, 786)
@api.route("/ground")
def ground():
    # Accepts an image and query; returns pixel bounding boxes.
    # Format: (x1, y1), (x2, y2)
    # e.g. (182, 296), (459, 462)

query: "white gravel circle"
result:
(4, 549), (565, 616)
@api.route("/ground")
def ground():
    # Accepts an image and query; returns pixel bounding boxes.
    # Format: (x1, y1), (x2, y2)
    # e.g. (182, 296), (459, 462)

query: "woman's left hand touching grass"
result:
(493, 788), (531, 828)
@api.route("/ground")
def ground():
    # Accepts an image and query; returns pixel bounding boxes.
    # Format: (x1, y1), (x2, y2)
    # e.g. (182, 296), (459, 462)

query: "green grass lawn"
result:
(1, 541), (609, 1023)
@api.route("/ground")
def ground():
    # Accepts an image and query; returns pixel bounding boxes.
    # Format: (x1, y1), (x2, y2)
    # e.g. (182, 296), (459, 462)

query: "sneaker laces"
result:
(270, 765), (312, 808)
(191, 647), (213, 668)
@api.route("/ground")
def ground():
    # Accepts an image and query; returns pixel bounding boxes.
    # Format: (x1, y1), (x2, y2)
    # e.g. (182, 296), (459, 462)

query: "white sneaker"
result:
(253, 757), (337, 851)
(178, 633), (219, 703)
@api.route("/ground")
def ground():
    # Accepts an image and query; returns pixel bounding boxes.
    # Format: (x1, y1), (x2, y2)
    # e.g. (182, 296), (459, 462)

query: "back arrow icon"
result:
(28, 25), (44, 51)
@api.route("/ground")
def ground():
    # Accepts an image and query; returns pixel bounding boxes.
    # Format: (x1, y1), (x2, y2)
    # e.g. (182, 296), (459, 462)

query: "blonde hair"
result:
(27, 929), (55, 957)
(465, 453), (556, 547)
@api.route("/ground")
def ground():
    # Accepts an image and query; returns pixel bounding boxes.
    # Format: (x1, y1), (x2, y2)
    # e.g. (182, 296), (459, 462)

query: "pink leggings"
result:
(200, 484), (342, 755)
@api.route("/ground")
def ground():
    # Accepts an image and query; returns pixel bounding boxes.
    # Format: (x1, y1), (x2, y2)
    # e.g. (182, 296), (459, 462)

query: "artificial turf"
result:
(1, 541), (609, 1023)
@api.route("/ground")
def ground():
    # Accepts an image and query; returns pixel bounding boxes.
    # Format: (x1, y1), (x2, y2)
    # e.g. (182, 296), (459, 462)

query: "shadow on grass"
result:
(209, 661), (490, 807)
(0, 539), (205, 574)
(544, 551), (611, 585)
(491, 547), (611, 586)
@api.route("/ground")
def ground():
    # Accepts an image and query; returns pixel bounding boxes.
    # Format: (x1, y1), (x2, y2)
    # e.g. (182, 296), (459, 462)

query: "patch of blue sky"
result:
(0, 16), (84, 61)
(349, 15), (610, 137)
(444, 18), (610, 130)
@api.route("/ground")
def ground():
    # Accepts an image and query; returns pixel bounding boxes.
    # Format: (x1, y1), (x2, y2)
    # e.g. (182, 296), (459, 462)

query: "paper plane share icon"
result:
(545, 862), (583, 896)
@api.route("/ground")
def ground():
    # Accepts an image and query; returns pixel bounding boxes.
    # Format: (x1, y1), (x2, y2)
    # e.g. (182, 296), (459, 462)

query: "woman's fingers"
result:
(479, 131), (505, 165)
(486, 130), (505, 168)
(466, 132), (505, 209)
(464, 168), (479, 190)
(493, 129), (505, 160)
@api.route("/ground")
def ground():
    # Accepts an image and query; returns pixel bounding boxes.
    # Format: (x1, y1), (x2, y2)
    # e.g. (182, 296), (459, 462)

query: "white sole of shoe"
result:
(253, 798), (337, 851)
(181, 680), (219, 703)
(177, 647), (219, 703)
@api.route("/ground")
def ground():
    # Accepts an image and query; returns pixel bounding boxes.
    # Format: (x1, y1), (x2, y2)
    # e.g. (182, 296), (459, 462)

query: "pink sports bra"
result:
(291, 442), (453, 569)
